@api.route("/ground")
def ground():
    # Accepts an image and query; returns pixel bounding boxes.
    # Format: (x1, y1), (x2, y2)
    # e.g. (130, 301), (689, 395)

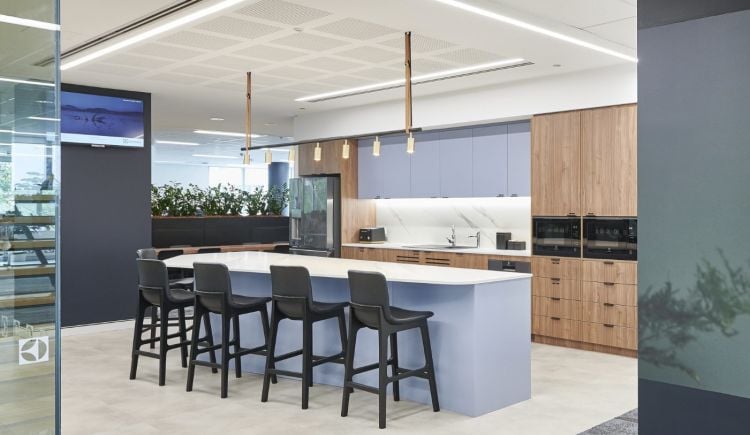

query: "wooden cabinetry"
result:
(531, 111), (581, 216)
(342, 246), (530, 272)
(581, 105), (637, 216)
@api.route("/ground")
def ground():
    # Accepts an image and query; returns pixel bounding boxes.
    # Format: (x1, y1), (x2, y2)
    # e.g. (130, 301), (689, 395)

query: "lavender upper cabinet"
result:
(358, 137), (384, 199)
(380, 134), (411, 198)
(438, 129), (474, 197)
(472, 125), (509, 197)
(410, 131), (441, 198)
(507, 121), (531, 197)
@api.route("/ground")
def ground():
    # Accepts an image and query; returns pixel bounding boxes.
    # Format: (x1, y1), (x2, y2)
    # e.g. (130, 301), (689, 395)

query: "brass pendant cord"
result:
(404, 31), (413, 135)
(243, 71), (252, 165)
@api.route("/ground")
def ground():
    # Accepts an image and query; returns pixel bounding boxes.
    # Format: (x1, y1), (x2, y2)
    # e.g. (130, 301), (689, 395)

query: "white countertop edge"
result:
(164, 252), (532, 286)
(342, 242), (531, 257)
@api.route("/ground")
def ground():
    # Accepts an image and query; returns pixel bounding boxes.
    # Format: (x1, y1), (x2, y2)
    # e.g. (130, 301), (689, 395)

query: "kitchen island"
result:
(165, 251), (531, 417)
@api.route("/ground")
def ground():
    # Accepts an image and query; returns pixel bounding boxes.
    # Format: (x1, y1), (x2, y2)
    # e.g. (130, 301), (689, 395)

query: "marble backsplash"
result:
(374, 197), (531, 249)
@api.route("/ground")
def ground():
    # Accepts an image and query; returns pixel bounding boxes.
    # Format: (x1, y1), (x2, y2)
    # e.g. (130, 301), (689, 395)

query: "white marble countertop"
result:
(164, 251), (531, 286)
(342, 242), (531, 257)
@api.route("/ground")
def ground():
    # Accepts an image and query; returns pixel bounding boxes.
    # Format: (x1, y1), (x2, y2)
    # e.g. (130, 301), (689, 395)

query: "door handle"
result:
(603, 261), (615, 265)
(603, 282), (615, 286)
(604, 324), (615, 328)
(550, 297), (561, 301)
(551, 317), (561, 321)
(603, 303), (615, 307)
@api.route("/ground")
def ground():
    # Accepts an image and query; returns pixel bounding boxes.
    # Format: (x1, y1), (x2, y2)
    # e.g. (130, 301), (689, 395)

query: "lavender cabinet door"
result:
(439, 129), (474, 198)
(472, 124), (508, 197)
(507, 122), (531, 197)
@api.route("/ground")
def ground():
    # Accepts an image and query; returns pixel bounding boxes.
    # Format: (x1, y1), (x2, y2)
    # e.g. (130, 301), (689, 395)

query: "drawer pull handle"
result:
(603, 303), (615, 307)
(551, 317), (561, 321)
(551, 278), (561, 282)
(604, 323), (615, 328)
(551, 297), (561, 301)
(603, 261), (615, 265)
(551, 258), (560, 264)
(603, 282), (615, 286)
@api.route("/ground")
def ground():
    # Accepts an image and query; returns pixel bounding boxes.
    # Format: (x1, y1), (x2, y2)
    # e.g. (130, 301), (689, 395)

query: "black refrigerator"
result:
(288, 176), (341, 257)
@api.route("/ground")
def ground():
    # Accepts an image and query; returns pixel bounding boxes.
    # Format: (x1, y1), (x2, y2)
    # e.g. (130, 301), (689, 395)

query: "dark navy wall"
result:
(60, 84), (151, 327)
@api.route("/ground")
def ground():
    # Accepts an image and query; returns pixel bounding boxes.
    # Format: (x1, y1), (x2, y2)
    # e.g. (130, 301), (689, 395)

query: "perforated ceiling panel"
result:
(234, 0), (330, 25)
(315, 75), (376, 87)
(232, 44), (308, 61)
(437, 48), (504, 65)
(351, 67), (401, 81)
(379, 34), (455, 52)
(170, 64), (237, 79)
(81, 63), (148, 76)
(334, 46), (401, 63)
(158, 30), (243, 50)
(262, 65), (325, 80)
(388, 58), (458, 74)
(313, 18), (399, 40)
(270, 33), (348, 51)
(135, 43), (205, 60)
(200, 55), (270, 71)
(105, 53), (175, 69)
(195, 16), (282, 39)
(146, 72), (205, 85)
(297, 56), (363, 72)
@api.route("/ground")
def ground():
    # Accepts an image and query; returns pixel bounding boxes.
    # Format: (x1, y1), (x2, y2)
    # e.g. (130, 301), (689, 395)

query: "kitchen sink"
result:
(403, 244), (476, 250)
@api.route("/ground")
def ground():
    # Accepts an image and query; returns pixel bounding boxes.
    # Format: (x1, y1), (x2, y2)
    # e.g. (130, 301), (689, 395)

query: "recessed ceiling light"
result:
(192, 153), (238, 159)
(60, 0), (247, 70)
(194, 129), (264, 138)
(0, 14), (60, 31)
(210, 117), (225, 121)
(0, 77), (55, 88)
(432, 0), (637, 63)
(155, 140), (200, 146)
(295, 58), (527, 102)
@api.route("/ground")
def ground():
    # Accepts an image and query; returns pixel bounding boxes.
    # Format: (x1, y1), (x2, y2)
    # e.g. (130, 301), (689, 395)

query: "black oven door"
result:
(532, 217), (581, 257)
(583, 218), (637, 260)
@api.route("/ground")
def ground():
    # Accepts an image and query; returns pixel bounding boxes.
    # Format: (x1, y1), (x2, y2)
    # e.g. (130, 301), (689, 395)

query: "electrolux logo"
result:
(18, 336), (50, 365)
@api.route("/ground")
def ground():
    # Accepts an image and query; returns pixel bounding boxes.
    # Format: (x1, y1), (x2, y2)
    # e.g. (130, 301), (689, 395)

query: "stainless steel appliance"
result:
(583, 217), (637, 260)
(359, 227), (386, 243)
(288, 176), (341, 257)
(532, 217), (581, 257)
(488, 259), (531, 273)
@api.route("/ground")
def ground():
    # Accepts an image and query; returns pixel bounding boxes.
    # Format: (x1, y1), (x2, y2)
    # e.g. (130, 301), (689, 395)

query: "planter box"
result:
(152, 215), (289, 248)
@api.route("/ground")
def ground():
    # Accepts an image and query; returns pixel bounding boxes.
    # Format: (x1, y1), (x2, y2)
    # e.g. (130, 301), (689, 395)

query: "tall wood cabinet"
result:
(582, 105), (637, 216)
(531, 111), (581, 216)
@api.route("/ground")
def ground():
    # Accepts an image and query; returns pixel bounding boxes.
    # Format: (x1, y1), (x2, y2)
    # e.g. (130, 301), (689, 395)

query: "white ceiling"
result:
(59, 0), (636, 163)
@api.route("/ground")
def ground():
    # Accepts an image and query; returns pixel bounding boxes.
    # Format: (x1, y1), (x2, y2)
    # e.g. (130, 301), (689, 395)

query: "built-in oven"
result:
(532, 217), (581, 257)
(583, 217), (637, 261)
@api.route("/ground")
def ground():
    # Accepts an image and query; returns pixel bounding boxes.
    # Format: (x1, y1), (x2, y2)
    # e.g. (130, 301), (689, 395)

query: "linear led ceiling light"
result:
(0, 77), (55, 87)
(194, 129), (263, 138)
(296, 57), (528, 102)
(60, 0), (247, 70)
(155, 140), (199, 146)
(0, 14), (60, 31)
(432, 0), (637, 63)
(192, 153), (237, 159)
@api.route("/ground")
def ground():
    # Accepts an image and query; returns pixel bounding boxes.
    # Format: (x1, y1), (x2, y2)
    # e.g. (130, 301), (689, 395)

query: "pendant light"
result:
(264, 148), (272, 164)
(373, 136), (381, 156)
(314, 142), (322, 162)
(243, 71), (252, 164)
(404, 31), (415, 154)
(342, 139), (350, 159)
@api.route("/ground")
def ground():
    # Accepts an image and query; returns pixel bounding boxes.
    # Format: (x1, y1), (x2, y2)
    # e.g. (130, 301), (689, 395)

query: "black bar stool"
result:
(129, 259), (216, 386)
(342, 270), (440, 429)
(261, 265), (348, 409)
(187, 262), (273, 398)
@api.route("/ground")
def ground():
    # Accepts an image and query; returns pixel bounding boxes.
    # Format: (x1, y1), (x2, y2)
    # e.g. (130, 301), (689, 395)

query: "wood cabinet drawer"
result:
(581, 302), (637, 328)
(581, 322), (637, 350)
(342, 246), (385, 261)
(533, 316), (581, 341)
(582, 260), (637, 284)
(341, 247), (358, 259)
(387, 249), (420, 264)
(532, 256), (581, 280)
(422, 252), (453, 267)
(581, 281), (637, 306)
(533, 296), (581, 321)
(532, 277), (581, 300)
(453, 253), (487, 269)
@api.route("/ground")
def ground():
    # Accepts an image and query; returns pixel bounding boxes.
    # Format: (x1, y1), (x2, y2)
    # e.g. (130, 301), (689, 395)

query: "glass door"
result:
(0, 1), (60, 434)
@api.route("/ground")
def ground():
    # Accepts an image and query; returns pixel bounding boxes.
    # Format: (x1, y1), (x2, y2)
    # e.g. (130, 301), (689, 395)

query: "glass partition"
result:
(0, 1), (60, 433)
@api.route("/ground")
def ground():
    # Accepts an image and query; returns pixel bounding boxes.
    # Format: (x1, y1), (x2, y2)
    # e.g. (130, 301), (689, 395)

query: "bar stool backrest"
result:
(269, 265), (313, 318)
(347, 270), (391, 328)
(193, 262), (233, 312)
(137, 259), (170, 306)
(137, 248), (158, 260)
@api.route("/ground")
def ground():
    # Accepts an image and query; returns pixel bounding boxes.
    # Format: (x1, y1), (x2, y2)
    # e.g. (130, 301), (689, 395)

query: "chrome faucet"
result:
(446, 225), (456, 247)
(468, 231), (481, 248)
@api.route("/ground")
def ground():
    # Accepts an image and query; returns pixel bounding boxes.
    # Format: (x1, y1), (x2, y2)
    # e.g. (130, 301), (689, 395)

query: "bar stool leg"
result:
(261, 306), (280, 402)
(149, 307), (157, 349)
(178, 308), (188, 368)
(301, 318), (312, 409)
(186, 304), (202, 392)
(158, 307), (169, 386)
(337, 311), (347, 357)
(341, 318), (360, 417)
(378, 330), (389, 429)
(420, 323), (440, 412)
(390, 332), (400, 401)
(220, 314), (230, 398)
(203, 313), (218, 374)
(259, 308), (277, 384)
(129, 296), (147, 380)
(233, 315), (242, 378)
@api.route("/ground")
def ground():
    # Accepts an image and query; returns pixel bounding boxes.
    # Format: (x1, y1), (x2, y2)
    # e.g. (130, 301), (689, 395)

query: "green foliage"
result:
(150, 183), (289, 217)
(640, 250), (750, 383)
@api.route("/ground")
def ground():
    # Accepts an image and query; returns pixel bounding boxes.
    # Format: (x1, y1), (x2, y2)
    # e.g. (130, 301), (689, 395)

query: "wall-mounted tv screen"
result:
(60, 91), (145, 147)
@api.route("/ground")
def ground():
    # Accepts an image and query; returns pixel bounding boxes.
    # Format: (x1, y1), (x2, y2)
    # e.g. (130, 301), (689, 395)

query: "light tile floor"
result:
(61, 324), (636, 434)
